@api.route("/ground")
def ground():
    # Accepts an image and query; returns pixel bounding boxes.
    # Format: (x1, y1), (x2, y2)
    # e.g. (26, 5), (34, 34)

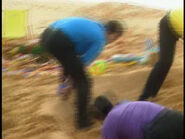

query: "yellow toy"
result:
(89, 60), (107, 75)
(2, 9), (28, 39)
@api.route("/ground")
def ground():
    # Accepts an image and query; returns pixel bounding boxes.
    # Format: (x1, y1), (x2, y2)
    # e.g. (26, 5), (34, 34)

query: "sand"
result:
(2, 1), (183, 139)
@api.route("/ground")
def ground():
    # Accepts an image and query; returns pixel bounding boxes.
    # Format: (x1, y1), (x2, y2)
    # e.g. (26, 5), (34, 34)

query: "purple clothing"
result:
(102, 101), (165, 139)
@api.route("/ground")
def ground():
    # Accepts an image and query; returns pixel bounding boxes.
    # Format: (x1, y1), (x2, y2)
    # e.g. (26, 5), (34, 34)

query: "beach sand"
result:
(2, 1), (183, 139)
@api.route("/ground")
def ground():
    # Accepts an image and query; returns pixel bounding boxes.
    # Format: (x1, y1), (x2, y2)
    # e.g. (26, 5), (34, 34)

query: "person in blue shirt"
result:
(40, 17), (123, 129)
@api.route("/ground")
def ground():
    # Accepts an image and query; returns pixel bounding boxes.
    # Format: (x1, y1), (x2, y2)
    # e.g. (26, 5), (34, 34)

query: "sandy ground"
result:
(2, 1), (184, 139)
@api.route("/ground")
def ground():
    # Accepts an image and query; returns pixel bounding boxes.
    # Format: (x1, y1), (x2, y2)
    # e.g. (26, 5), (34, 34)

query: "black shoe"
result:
(77, 120), (94, 129)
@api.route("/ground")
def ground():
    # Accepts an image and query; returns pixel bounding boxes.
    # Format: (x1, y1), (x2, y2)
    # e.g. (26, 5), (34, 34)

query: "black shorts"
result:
(40, 27), (85, 80)
(144, 109), (184, 139)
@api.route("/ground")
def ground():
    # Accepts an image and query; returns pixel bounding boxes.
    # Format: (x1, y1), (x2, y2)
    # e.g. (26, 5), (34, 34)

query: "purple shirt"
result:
(102, 101), (165, 139)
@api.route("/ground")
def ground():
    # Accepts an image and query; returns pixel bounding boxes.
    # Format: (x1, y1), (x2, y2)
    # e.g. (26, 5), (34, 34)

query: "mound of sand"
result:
(2, 1), (183, 139)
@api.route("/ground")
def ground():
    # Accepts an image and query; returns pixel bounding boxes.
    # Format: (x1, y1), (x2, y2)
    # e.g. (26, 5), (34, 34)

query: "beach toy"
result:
(122, 61), (137, 66)
(144, 38), (160, 53)
(31, 45), (46, 55)
(8, 47), (20, 55)
(139, 38), (160, 65)
(2, 9), (28, 39)
(107, 61), (137, 69)
(9, 45), (46, 56)
(18, 45), (29, 54)
(109, 54), (142, 63)
(89, 60), (107, 75)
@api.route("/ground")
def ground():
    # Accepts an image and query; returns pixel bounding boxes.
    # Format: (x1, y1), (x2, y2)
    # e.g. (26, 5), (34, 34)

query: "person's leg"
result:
(143, 109), (183, 139)
(138, 14), (179, 101)
(40, 28), (76, 89)
(40, 28), (92, 128)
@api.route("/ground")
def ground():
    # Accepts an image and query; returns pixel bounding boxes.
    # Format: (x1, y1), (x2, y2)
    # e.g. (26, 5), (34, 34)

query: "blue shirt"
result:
(50, 17), (107, 66)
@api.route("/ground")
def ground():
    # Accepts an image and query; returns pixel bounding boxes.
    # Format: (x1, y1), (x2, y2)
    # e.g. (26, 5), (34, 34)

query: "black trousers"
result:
(144, 109), (184, 139)
(139, 13), (179, 100)
(40, 27), (92, 128)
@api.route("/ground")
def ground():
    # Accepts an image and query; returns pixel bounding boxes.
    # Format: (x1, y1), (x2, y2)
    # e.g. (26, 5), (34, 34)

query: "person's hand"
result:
(57, 78), (72, 100)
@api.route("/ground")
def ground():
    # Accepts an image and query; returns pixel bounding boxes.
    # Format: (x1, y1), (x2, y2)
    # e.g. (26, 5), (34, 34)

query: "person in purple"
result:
(93, 95), (183, 139)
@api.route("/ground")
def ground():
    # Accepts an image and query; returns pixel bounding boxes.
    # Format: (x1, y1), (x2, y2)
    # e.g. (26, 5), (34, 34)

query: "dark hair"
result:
(105, 20), (123, 36)
(94, 96), (113, 118)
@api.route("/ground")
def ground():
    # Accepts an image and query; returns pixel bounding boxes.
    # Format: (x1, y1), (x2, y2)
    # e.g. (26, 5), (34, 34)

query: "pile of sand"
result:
(2, 1), (183, 139)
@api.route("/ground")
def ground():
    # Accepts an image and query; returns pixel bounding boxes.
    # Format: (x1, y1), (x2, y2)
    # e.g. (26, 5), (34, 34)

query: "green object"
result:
(90, 60), (107, 75)
(18, 45), (28, 54)
(31, 45), (46, 55)
(17, 45), (46, 55)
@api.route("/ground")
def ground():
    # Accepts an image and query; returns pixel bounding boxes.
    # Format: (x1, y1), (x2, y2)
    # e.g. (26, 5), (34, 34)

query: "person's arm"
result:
(9, 45), (46, 55)
(31, 45), (46, 55)
(80, 41), (105, 66)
